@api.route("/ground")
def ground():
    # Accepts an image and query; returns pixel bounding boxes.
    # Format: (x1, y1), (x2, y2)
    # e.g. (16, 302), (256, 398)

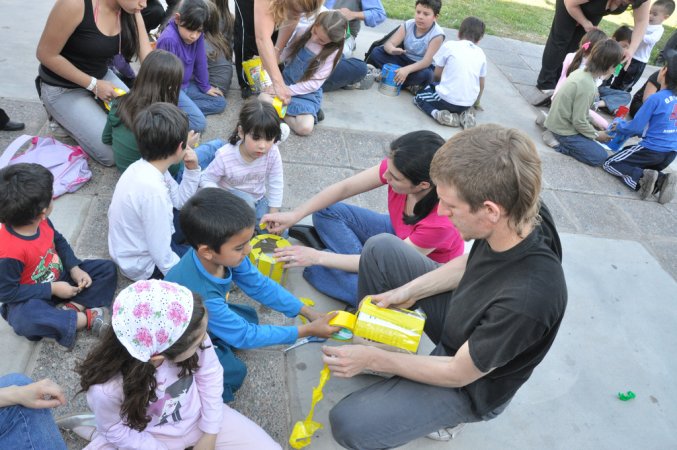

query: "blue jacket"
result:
(165, 249), (302, 348)
(617, 89), (677, 152)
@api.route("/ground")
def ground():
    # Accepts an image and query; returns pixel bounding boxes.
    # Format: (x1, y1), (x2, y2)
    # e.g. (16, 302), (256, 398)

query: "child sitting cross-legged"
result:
(108, 102), (201, 281)
(201, 98), (286, 227)
(413, 16), (486, 129)
(603, 52), (677, 204)
(165, 188), (339, 402)
(76, 280), (280, 449)
(366, 0), (445, 93)
(0, 163), (116, 349)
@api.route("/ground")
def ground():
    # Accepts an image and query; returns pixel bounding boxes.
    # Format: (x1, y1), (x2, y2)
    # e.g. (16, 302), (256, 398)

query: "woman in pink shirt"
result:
(263, 131), (464, 307)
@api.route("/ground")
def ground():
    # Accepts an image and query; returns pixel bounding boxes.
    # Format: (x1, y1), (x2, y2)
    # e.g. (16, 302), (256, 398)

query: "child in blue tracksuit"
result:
(603, 53), (677, 204)
(165, 188), (338, 402)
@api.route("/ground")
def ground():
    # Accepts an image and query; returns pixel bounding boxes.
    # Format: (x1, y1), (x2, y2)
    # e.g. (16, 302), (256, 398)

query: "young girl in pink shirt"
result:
(262, 131), (464, 306)
(260, 10), (347, 135)
(75, 280), (279, 449)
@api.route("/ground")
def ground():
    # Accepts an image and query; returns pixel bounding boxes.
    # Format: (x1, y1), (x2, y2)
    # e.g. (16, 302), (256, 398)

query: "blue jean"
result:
(322, 57), (368, 92)
(366, 46), (434, 87)
(414, 84), (469, 116)
(284, 47), (323, 118)
(0, 374), (66, 450)
(185, 81), (227, 116)
(229, 189), (270, 224)
(178, 90), (206, 132)
(598, 86), (631, 115)
(552, 132), (609, 166)
(1, 259), (117, 348)
(305, 203), (395, 306)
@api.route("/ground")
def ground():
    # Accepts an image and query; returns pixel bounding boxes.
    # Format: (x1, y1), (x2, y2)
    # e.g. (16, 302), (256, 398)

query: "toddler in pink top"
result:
(75, 280), (279, 450)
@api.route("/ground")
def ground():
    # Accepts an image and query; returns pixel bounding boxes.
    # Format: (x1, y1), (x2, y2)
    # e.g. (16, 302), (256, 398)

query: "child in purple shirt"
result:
(157, 0), (226, 132)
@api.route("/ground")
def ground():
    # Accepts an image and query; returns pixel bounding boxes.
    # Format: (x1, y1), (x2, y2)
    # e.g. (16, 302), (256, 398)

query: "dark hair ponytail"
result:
(389, 131), (445, 225)
(665, 51), (677, 94)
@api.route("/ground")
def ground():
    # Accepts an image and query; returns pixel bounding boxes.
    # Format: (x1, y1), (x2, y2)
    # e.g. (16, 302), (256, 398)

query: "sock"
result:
(432, 109), (440, 119)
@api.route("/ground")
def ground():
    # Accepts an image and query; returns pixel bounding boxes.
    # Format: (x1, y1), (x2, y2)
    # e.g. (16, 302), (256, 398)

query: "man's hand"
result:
(52, 281), (80, 299)
(322, 344), (376, 378)
(338, 7), (356, 20)
(69, 266), (91, 290)
(15, 379), (66, 409)
(183, 147), (199, 170)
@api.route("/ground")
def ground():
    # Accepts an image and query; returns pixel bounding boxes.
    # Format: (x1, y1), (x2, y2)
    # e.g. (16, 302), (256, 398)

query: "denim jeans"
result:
(229, 189), (270, 224)
(185, 81), (227, 116)
(178, 90), (206, 132)
(598, 86), (631, 115)
(40, 70), (128, 166)
(1, 259), (117, 348)
(322, 57), (368, 92)
(304, 203), (394, 306)
(0, 374), (67, 450)
(553, 132), (609, 166)
(366, 46), (434, 87)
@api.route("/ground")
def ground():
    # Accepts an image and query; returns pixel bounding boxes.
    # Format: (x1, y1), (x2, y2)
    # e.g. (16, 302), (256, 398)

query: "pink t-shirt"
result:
(379, 159), (464, 263)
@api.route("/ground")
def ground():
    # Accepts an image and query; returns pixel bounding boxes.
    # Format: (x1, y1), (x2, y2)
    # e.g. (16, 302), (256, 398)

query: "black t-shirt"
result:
(632, 70), (660, 107)
(582, 0), (649, 24)
(39, 0), (120, 88)
(432, 204), (567, 416)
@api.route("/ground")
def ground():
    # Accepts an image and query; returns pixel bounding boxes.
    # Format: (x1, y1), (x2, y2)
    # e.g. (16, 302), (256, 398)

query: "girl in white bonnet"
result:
(75, 279), (280, 449)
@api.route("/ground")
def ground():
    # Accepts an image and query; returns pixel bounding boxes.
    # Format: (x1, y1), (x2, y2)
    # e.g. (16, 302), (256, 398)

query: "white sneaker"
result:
(460, 110), (476, 129)
(542, 130), (559, 148)
(279, 123), (290, 143)
(535, 110), (548, 127)
(435, 110), (460, 127)
(49, 120), (71, 141)
(426, 423), (466, 441)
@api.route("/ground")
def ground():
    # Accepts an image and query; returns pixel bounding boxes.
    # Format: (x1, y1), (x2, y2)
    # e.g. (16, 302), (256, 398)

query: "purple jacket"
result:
(156, 20), (210, 92)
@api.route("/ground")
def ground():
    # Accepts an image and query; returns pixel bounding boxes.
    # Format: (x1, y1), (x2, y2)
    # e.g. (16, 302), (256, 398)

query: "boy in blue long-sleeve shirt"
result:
(603, 53), (677, 204)
(165, 188), (338, 402)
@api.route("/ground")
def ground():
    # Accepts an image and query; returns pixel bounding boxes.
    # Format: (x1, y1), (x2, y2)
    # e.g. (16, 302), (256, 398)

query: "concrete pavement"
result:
(1, 4), (676, 449)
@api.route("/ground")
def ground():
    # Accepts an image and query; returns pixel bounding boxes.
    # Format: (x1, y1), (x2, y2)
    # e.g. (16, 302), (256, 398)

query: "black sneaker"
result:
(289, 225), (325, 250)
(639, 169), (658, 200)
(316, 109), (325, 122)
(241, 85), (253, 99)
(658, 172), (676, 204)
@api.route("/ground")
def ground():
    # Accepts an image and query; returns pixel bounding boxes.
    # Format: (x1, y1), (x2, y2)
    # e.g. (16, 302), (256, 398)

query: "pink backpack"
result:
(0, 135), (92, 198)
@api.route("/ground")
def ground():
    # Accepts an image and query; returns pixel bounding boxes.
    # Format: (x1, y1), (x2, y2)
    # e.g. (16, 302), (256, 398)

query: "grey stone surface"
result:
(0, 99), (48, 151)
(541, 189), (580, 233)
(556, 191), (643, 239)
(281, 128), (351, 167)
(498, 65), (539, 86)
(540, 151), (607, 194)
(73, 195), (113, 259)
(282, 164), (356, 210)
(645, 238), (677, 279)
(611, 198), (677, 238)
(50, 195), (93, 244)
(483, 48), (528, 69)
(343, 130), (394, 170)
(520, 54), (543, 72)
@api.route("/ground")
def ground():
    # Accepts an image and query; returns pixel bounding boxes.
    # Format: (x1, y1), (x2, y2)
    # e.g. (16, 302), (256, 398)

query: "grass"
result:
(382, 0), (677, 64)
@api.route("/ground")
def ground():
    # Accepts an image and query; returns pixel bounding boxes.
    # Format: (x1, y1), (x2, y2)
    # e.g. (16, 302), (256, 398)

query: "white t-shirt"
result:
(433, 39), (487, 107)
(108, 159), (200, 280)
(634, 24), (664, 63)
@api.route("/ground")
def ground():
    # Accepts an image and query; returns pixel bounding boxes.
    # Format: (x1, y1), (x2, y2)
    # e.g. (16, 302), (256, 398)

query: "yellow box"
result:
(329, 297), (426, 353)
(272, 96), (287, 118)
(249, 234), (291, 285)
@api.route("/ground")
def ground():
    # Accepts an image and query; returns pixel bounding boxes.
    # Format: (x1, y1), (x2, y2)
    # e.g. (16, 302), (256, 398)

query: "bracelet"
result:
(94, 84), (98, 99)
(86, 77), (97, 92)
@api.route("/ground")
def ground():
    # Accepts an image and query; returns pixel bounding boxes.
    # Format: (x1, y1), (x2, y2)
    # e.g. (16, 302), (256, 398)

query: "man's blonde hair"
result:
(430, 124), (542, 236)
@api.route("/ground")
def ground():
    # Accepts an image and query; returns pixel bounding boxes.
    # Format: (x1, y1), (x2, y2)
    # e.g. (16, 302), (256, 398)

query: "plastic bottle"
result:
(606, 105), (630, 152)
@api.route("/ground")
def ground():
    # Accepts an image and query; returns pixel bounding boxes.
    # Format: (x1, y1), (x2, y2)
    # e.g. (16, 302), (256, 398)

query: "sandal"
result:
(56, 413), (96, 441)
(288, 225), (326, 250)
(426, 423), (466, 441)
(57, 302), (84, 313)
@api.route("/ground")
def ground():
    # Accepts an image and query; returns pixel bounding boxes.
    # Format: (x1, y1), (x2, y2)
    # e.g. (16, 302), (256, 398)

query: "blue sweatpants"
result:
(603, 143), (677, 190)
(1, 259), (117, 348)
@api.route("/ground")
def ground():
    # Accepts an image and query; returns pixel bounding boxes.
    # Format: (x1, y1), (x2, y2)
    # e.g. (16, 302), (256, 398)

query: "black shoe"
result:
(288, 225), (325, 250)
(241, 85), (253, 99)
(316, 109), (325, 122)
(1, 120), (25, 131)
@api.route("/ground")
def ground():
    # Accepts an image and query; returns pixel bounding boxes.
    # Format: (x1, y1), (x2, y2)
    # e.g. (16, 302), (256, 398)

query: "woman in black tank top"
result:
(36, 0), (152, 166)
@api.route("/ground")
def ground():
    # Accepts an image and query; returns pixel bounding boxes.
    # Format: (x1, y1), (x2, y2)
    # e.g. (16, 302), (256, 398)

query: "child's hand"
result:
(394, 67), (410, 85)
(337, 7), (356, 20)
(473, 100), (484, 111)
(596, 131), (612, 143)
(387, 47), (405, 56)
(274, 245), (320, 268)
(52, 281), (80, 299)
(206, 86), (223, 97)
(187, 130), (201, 148)
(183, 147), (199, 170)
(69, 266), (92, 290)
(300, 311), (341, 339)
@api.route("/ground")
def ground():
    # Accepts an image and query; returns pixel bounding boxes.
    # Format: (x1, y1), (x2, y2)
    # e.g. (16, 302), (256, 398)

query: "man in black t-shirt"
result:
(323, 124), (568, 450)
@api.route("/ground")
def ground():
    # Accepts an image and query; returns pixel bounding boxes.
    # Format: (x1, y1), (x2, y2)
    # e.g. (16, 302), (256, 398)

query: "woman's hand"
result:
(274, 245), (322, 268)
(13, 379), (66, 409)
(273, 81), (292, 104)
(94, 79), (119, 102)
